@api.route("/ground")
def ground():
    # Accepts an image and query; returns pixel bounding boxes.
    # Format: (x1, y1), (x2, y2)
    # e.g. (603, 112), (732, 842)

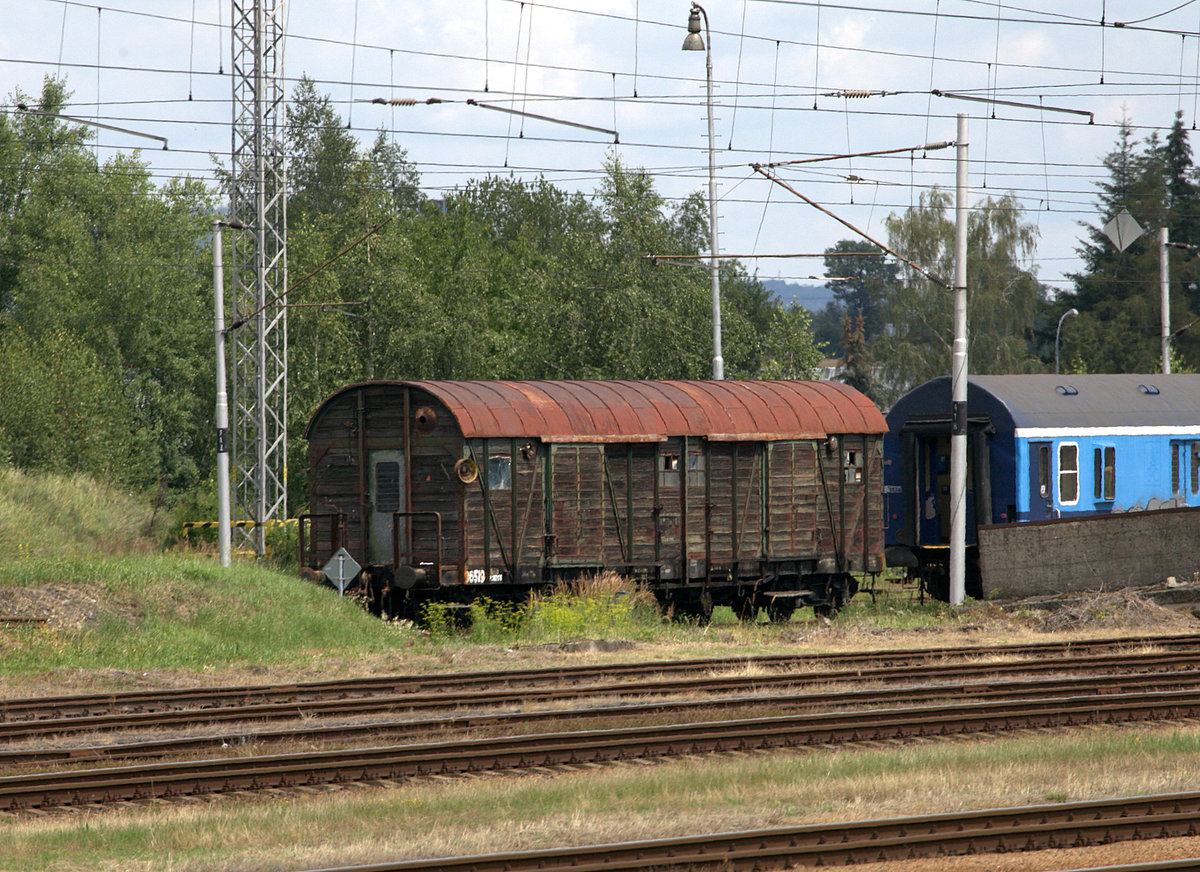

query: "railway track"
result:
(6, 631), (1199, 722)
(7, 641), (1200, 747)
(5, 686), (1200, 812)
(293, 790), (1200, 871)
(7, 664), (1200, 767)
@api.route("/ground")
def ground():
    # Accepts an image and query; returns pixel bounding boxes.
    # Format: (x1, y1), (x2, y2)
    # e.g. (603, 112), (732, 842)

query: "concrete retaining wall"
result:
(978, 506), (1200, 600)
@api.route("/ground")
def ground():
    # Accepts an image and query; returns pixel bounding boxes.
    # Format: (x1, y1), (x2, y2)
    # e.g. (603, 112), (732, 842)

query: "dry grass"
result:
(5, 722), (1200, 871)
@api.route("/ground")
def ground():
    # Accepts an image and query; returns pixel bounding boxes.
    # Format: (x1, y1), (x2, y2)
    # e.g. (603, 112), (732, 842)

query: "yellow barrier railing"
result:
(181, 518), (298, 534)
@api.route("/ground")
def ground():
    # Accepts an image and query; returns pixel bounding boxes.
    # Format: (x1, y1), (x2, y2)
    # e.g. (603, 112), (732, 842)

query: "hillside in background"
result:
(761, 279), (836, 312)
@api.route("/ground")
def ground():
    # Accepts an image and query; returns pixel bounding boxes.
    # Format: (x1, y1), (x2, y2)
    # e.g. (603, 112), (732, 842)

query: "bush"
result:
(420, 573), (661, 643)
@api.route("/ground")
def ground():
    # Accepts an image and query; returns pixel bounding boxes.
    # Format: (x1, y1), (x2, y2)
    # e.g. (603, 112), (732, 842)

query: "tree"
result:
(822, 239), (899, 342)
(0, 77), (216, 488)
(838, 311), (873, 396)
(870, 188), (1047, 406)
(1064, 113), (1200, 372)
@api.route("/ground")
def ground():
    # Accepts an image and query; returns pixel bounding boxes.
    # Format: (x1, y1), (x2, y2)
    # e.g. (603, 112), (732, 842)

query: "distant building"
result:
(816, 358), (844, 381)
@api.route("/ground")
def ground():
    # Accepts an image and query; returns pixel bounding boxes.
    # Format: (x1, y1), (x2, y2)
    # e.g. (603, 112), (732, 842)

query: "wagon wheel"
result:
(673, 590), (714, 625)
(812, 601), (836, 619)
(734, 596), (759, 623)
(766, 600), (795, 623)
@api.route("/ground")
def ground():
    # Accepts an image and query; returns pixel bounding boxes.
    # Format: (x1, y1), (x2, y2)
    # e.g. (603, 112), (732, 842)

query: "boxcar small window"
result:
(487, 456), (511, 490)
(686, 453), (705, 487)
(1038, 445), (1051, 498)
(1092, 446), (1115, 501)
(1058, 443), (1079, 505)
(843, 448), (863, 484)
(1172, 443), (1184, 495)
(1192, 443), (1200, 495)
(375, 461), (401, 513)
(659, 453), (680, 487)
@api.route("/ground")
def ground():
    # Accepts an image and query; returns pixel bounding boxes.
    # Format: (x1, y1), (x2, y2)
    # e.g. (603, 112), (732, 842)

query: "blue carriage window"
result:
(488, 456), (511, 490)
(1038, 445), (1051, 499)
(1058, 443), (1079, 505)
(1092, 446), (1115, 501)
(1193, 444), (1200, 495)
(1172, 443), (1184, 495)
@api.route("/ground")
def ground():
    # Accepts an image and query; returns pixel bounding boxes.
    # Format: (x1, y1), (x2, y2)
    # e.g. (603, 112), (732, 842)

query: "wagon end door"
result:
(1026, 441), (1052, 521)
(915, 434), (951, 544)
(368, 449), (405, 565)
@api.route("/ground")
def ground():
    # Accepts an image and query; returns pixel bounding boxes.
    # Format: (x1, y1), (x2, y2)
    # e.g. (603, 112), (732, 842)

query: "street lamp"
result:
(212, 218), (246, 568)
(682, 2), (723, 380)
(1055, 307), (1079, 375)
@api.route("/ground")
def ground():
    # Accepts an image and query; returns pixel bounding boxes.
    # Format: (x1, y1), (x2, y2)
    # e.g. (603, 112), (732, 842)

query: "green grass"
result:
(0, 553), (405, 676)
(0, 466), (167, 559)
(0, 467), (994, 680)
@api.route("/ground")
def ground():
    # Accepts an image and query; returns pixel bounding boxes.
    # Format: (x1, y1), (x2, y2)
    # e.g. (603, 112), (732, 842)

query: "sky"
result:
(5, 0), (1200, 308)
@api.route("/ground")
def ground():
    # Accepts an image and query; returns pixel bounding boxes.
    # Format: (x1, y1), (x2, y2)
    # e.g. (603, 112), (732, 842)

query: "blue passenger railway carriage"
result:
(300, 379), (887, 621)
(884, 374), (1200, 599)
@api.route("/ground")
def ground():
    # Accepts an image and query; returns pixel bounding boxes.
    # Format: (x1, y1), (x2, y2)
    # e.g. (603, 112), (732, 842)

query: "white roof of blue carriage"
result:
(889, 374), (1200, 434)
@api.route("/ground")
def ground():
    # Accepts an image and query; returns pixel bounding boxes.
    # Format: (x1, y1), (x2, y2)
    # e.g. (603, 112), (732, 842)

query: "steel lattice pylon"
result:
(229, 0), (287, 556)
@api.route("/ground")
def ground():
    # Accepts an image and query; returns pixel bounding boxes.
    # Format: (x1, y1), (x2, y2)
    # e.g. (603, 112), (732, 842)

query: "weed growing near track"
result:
(420, 572), (663, 643)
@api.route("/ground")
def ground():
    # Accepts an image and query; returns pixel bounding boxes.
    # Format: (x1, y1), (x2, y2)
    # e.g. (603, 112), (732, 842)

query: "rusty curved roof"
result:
(308, 380), (886, 442)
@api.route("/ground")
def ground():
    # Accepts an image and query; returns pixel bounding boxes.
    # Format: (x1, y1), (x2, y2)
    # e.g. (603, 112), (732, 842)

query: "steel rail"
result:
(295, 793), (1200, 871)
(6, 647), (1200, 745)
(5, 687), (1200, 811)
(7, 664), (1200, 767)
(4, 632), (1198, 722)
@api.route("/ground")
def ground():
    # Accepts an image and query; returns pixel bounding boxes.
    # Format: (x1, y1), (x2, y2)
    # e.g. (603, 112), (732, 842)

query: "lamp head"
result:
(682, 6), (704, 51)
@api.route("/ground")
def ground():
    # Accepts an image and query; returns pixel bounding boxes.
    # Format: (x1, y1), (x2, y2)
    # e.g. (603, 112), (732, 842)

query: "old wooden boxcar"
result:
(300, 380), (886, 620)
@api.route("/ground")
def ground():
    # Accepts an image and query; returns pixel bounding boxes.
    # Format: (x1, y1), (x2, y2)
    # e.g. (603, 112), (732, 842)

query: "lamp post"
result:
(1055, 308), (1079, 375)
(212, 218), (246, 568)
(682, 2), (723, 380)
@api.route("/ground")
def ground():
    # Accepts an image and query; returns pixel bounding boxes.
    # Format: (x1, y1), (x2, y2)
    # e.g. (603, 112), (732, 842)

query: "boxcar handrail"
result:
(298, 512), (346, 568)
(392, 511), (443, 588)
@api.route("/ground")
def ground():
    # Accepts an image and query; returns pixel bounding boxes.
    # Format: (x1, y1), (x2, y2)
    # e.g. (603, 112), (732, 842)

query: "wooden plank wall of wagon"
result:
(600, 447), (631, 568)
(308, 393), (365, 558)
(549, 445), (605, 565)
(461, 439), (548, 576)
(405, 395), (464, 571)
(608, 445), (660, 569)
(813, 443), (840, 559)
(683, 444), (709, 560)
(705, 444), (763, 567)
(831, 436), (884, 571)
(461, 441), (501, 575)
(867, 439), (885, 562)
(514, 445), (546, 571)
(735, 443), (765, 565)
(768, 442), (819, 558)
(706, 447), (735, 564)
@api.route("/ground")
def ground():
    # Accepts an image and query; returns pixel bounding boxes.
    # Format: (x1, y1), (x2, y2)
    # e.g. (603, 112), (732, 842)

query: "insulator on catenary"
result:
(370, 97), (444, 106)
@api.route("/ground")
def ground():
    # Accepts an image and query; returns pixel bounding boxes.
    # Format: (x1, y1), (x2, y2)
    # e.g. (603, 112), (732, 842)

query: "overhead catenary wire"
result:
(368, 96), (618, 142)
(751, 162), (953, 288)
(14, 0), (1200, 293)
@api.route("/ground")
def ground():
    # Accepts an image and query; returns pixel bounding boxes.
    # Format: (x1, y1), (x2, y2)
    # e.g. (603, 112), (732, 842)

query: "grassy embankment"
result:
(4, 467), (1200, 871)
(0, 465), (966, 686)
